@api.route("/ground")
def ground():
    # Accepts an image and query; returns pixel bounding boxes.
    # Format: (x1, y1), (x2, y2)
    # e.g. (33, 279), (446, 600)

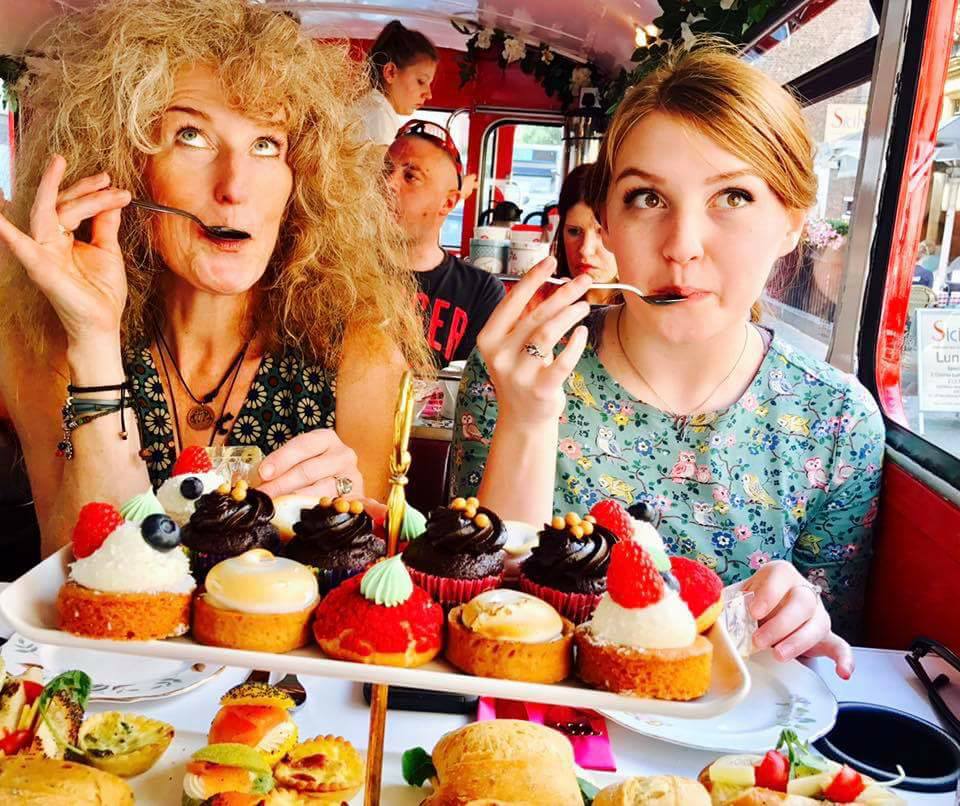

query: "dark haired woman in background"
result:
(553, 164), (620, 306)
(357, 20), (438, 145)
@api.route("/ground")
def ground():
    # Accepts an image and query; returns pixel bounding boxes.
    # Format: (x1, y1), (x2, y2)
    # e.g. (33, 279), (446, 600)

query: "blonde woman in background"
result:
(453, 40), (885, 671)
(0, 0), (431, 556)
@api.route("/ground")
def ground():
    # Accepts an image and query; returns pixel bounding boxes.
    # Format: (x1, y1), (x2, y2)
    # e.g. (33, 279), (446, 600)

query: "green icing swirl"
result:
(400, 504), (427, 542)
(360, 555), (412, 607)
(119, 490), (165, 524)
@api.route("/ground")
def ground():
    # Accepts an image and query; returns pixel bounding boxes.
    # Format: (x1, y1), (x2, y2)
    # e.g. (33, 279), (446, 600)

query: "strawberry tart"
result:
(574, 541), (713, 700)
(56, 499), (195, 640)
(313, 555), (443, 667)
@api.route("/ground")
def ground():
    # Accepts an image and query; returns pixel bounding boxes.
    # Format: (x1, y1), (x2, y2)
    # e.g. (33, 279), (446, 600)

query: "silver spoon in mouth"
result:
(130, 199), (251, 241)
(540, 276), (685, 305)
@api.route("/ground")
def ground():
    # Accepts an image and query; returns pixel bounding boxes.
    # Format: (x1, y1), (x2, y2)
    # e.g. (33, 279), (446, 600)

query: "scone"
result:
(193, 549), (319, 653)
(593, 775), (711, 805)
(445, 589), (573, 683)
(575, 541), (712, 700)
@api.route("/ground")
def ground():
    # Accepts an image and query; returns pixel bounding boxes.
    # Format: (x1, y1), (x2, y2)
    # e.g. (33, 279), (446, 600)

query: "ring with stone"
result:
(57, 222), (73, 237)
(524, 342), (548, 360)
(334, 475), (353, 496)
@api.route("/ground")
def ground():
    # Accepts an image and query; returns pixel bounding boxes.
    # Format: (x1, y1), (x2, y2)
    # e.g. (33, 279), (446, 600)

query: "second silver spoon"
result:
(540, 276), (685, 305)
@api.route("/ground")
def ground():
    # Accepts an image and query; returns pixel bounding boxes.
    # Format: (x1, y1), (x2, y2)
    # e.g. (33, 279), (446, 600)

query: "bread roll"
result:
(593, 775), (711, 805)
(423, 720), (581, 806)
(0, 756), (134, 805)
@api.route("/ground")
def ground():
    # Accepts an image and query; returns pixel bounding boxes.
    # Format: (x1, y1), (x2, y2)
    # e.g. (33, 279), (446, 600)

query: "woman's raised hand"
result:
(476, 257), (593, 425)
(0, 155), (131, 344)
(256, 428), (364, 501)
(743, 559), (854, 679)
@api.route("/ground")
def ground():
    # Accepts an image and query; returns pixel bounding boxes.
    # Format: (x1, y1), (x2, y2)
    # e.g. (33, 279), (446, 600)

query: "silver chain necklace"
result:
(614, 306), (750, 419)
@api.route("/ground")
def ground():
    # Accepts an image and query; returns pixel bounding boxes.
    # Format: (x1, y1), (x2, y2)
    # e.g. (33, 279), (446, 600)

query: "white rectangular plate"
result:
(133, 735), (622, 805)
(1, 548), (750, 717)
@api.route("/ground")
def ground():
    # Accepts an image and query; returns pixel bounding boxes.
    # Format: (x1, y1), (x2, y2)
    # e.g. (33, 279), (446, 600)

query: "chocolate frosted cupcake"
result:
(181, 480), (281, 584)
(402, 496), (505, 610)
(283, 497), (385, 593)
(519, 512), (618, 624)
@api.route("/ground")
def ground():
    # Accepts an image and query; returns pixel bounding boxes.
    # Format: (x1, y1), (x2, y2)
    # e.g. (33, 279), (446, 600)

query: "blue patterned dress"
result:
(451, 310), (885, 641)
(123, 345), (337, 488)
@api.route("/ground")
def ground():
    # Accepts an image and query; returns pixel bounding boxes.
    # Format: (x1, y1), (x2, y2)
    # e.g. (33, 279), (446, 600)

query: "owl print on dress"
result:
(692, 501), (719, 527)
(831, 460), (855, 487)
(597, 474), (636, 504)
(804, 457), (829, 491)
(669, 450), (697, 482)
(460, 412), (490, 445)
(768, 368), (796, 397)
(595, 426), (625, 460)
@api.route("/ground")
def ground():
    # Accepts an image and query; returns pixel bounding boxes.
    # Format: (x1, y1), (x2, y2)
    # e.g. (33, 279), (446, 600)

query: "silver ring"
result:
(334, 475), (353, 496)
(524, 343), (548, 360)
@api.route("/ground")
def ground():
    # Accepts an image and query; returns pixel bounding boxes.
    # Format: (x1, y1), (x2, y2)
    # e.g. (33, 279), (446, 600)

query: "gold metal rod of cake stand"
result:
(364, 370), (415, 806)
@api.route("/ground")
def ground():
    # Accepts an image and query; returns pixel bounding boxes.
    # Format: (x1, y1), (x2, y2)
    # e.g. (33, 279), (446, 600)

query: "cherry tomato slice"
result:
(823, 765), (866, 803)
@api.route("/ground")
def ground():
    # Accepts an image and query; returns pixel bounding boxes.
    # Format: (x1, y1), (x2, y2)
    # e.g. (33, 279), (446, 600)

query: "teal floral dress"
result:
(123, 345), (337, 488)
(451, 311), (885, 641)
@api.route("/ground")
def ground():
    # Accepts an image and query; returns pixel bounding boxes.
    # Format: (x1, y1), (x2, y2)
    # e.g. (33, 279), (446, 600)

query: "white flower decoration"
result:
(266, 422), (293, 451)
(273, 388), (294, 418)
(296, 397), (324, 427)
(680, 22), (697, 49)
(144, 374), (166, 403)
(476, 28), (495, 49)
(570, 66), (592, 92)
(302, 365), (327, 394)
(503, 37), (526, 63)
(247, 381), (267, 409)
(279, 355), (300, 382)
(233, 415), (262, 445)
(144, 407), (170, 436)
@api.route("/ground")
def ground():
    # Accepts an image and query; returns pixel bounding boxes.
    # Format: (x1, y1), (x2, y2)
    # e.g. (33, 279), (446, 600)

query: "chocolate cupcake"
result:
(181, 480), (281, 584)
(519, 512), (618, 624)
(283, 497), (385, 593)
(402, 496), (506, 610)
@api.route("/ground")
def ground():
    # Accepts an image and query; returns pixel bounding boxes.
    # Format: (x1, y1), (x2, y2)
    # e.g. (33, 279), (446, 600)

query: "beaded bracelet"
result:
(57, 382), (133, 460)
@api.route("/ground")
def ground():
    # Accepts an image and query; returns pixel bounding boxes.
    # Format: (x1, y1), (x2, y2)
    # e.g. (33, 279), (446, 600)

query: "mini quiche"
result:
(273, 735), (364, 803)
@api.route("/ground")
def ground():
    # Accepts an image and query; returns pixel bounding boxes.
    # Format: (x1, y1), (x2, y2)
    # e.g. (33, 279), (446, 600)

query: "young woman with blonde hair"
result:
(0, 0), (431, 556)
(453, 40), (884, 674)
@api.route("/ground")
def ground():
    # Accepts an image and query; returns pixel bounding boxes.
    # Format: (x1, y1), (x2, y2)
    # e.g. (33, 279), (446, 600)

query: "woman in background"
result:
(357, 20), (438, 145)
(553, 164), (621, 306)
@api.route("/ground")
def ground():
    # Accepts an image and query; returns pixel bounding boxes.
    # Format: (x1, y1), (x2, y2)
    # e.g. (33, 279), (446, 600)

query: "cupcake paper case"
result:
(180, 480), (281, 584)
(402, 496), (506, 610)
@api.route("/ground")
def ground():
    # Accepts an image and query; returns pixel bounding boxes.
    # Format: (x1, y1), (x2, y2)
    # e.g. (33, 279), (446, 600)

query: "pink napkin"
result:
(477, 697), (617, 771)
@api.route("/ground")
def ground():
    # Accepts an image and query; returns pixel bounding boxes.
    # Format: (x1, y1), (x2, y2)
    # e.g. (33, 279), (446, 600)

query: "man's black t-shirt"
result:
(415, 251), (505, 366)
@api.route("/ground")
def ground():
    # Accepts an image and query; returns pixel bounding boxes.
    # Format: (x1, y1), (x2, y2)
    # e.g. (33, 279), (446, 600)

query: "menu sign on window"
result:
(916, 309), (960, 422)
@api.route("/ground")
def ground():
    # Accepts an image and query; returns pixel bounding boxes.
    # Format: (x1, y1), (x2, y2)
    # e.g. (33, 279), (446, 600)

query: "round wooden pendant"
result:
(186, 404), (216, 431)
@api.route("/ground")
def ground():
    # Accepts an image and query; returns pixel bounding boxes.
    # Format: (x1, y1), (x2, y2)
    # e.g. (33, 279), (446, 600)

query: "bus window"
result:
(748, 0), (877, 360)
(892, 12), (960, 458)
(1, 79), (10, 200)
(477, 121), (563, 226)
(399, 108), (470, 252)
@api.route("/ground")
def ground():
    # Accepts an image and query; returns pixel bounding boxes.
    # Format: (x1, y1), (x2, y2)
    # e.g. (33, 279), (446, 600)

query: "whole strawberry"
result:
(172, 445), (213, 476)
(588, 499), (632, 542)
(72, 502), (125, 558)
(606, 540), (664, 608)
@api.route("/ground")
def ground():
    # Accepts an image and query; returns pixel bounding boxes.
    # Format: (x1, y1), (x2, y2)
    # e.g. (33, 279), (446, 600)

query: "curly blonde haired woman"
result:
(0, 0), (431, 556)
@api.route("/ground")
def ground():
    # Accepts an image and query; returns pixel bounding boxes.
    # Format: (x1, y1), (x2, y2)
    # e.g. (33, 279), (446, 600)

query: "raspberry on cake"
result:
(575, 541), (713, 701)
(313, 555), (443, 667)
(57, 499), (195, 641)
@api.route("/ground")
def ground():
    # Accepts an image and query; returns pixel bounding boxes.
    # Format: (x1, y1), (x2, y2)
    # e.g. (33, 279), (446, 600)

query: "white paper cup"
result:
(474, 225), (509, 240)
(508, 241), (550, 276)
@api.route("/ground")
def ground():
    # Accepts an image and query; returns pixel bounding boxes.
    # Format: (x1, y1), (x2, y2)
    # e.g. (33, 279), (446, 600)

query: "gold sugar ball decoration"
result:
(334, 497), (351, 514)
(583, 515), (597, 524)
(551, 515), (566, 530)
(465, 497), (480, 509)
(217, 482), (231, 495)
(581, 520), (594, 535)
(319, 496), (333, 508)
(564, 512), (581, 527)
(349, 500), (364, 515)
(464, 506), (477, 520)
(474, 513), (491, 529)
(571, 525), (585, 539)
(231, 481), (249, 502)
(450, 497), (467, 511)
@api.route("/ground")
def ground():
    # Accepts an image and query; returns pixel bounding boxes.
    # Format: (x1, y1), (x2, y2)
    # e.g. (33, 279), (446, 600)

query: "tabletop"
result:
(0, 583), (957, 803)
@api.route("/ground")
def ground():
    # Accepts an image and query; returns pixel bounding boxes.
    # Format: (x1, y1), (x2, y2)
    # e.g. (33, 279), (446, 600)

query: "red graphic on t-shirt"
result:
(417, 292), (469, 363)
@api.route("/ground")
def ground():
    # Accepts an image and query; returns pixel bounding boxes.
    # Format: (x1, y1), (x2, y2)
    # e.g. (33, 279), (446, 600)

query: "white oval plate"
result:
(602, 651), (837, 753)
(1, 633), (224, 703)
